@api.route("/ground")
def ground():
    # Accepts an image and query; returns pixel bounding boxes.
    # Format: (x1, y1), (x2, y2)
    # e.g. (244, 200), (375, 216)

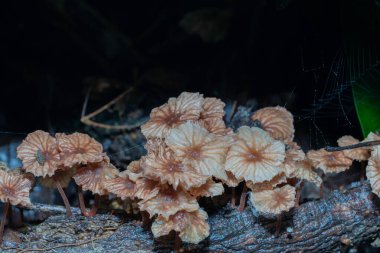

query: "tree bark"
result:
(3, 182), (380, 252)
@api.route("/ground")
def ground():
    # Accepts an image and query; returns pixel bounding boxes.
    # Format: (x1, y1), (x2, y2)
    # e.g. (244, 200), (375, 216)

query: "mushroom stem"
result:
(55, 181), (72, 218)
(141, 211), (150, 228)
(230, 188), (236, 208)
(173, 231), (181, 252)
(8, 205), (13, 229)
(87, 194), (100, 217)
(325, 140), (380, 152)
(0, 201), (10, 244)
(78, 186), (90, 216)
(275, 213), (282, 237)
(360, 161), (366, 183)
(295, 181), (304, 208)
(238, 183), (248, 212)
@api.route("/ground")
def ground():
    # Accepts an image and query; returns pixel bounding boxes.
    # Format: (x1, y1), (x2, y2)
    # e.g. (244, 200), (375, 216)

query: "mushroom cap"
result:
(143, 147), (208, 190)
(292, 159), (322, 187)
(282, 145), (306, 178)
(189, 179), (224, 197)
(251, 106), (295, 142)
(225, 126), (285, 183)
(0, 170), (32, 207)
(123, 160), (144, 182)
(366, 146), (380, 197)
(72, 159), (119, 195)
(39, 167), (75, 188)
(138, 186), (199, 219)
(141, 92), (204, 139)
(133, 178), (161, 200)
(249, 184), (296, 215)
(222, 171), (242, 187)
(246, 173), (287, 192)
(57, 132), (105, 167)
(17, 130), (60, 177)
(103, 173), (136, 200)
(151, 209), (210, 244)
(337, 135), (370, 161)
(307, 149), (353, 174)
(144, 138), (166, 155)
(200, 97), (225, 120)
(166, 122), (228, 181)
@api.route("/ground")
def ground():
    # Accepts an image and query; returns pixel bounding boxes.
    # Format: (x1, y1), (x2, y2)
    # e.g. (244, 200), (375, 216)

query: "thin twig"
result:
(81, 87), (142, 130)
(325, 140), (380, 152)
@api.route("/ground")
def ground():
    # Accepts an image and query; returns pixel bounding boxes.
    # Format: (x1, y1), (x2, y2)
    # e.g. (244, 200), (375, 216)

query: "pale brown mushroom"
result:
(200, 97), (225, 120)
(166, 121), (229, 181)
(307, 148), (353, 174)
(151, 209), (210, 245)
(143, 147), (208, 190)
(138, 185), (199, 219)
(251, 106), (294, 142)
(0, 169), (32, 243)
(17, 130), (60, 177)
(103, 172), (136, 200)
(141, 92), (204, 139)
(57, 132), (105, 167)
(246, 173), (287, 193)
(337, 135), (370, 161)
(189, 179), (224, 197)
(366, 146), (380, 197)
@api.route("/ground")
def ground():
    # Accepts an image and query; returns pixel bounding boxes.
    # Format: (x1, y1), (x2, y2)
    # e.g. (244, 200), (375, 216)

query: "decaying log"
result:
(2, 182), (380, 252)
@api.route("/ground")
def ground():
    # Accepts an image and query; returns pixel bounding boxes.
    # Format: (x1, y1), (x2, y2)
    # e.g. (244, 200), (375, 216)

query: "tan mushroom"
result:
(166, 122), (229, 181)
(103, 172), (136, 200)
(141, 92), (204, 139)
(189, 179), (224, 197)
(17, 130), (60, 177)
(337, 135), (370, 161)
(366, 146), (380, 197)
(57, 132), (105, 167)
(246, 173), (287, 193)
(251, 106), (294, 142)
(151, 209), (210, 244)
(307, 149), (353, 174)
(200, 97), (225, 120)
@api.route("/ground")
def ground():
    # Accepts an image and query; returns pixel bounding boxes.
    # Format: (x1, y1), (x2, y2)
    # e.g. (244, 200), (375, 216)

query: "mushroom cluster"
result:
(17, 130), (117, 217)
(104, 92), (233, 245)
(0, 163), (33, 243)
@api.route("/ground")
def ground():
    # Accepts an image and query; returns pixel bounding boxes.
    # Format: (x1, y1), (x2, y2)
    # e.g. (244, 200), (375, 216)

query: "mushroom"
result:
(103, 171), (136, 200)
(138, 185), (199, 219)
(166, 122), (229, 181)
(307, 149), (353, 174)
(141, 92), (204, 139)
(143, 147), (208, 190)
(221, 171), (242, 208)
(0, 169), (32, 243)
(200, 97), (225, 120)
(16, 130), (73, 217)
(251, 106), (295, 142)
(73, 158), (119, 216)
(151, 209), (210, 249)
(56, 132), (105, 167)
(246, 173), (287, 193)
(337, 135), (370, 161)
(225, 126), (285, 211)
(189, 179), (224, 198)
(366, 146), (380, 197)
(249, 184), (296, 236)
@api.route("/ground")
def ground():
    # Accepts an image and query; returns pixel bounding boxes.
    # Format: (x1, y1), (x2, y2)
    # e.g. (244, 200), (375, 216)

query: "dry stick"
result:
(238, 183), (248, 212)
(55, 181), (72, 218)
(325, 140), (380, 152)
(230, 188), (236, 208)
(0, 202), (10, 244)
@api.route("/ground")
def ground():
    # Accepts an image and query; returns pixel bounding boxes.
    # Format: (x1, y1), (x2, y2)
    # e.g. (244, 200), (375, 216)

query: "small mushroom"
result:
(189, 179), (224, 198)
(143, 147), (208, 190)
(151, 209), (210, 246)
(73, 159), (119, 216)
(366, 146), (380, 197)
(0, 169), (32, 243)
(200, 97), (225, 120)
(337, 135), (370, 161)
(307, 149), (353, 174)
(141, 92), (204, 139)
(166, 122), (229, 181)
(17, 130), (60, 177)
(138, 185), (199, 219)
(246, 173), (287, 193)
(56, 132), (105, 167)
(250, 184), (296, 236)
(103, 171), (136, 200)
(251, 106), (295, 142)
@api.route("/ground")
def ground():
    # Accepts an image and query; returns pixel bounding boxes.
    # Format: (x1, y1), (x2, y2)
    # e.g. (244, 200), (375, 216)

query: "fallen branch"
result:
(5, 182), (380, 252)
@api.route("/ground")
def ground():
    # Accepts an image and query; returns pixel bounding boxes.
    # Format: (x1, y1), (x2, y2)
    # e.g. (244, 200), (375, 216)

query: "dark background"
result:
(1, 0), (379, 147)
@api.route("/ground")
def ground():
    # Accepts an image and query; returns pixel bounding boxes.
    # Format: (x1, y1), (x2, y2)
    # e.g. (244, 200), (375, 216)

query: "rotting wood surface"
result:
(2, 182), (380, 252)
